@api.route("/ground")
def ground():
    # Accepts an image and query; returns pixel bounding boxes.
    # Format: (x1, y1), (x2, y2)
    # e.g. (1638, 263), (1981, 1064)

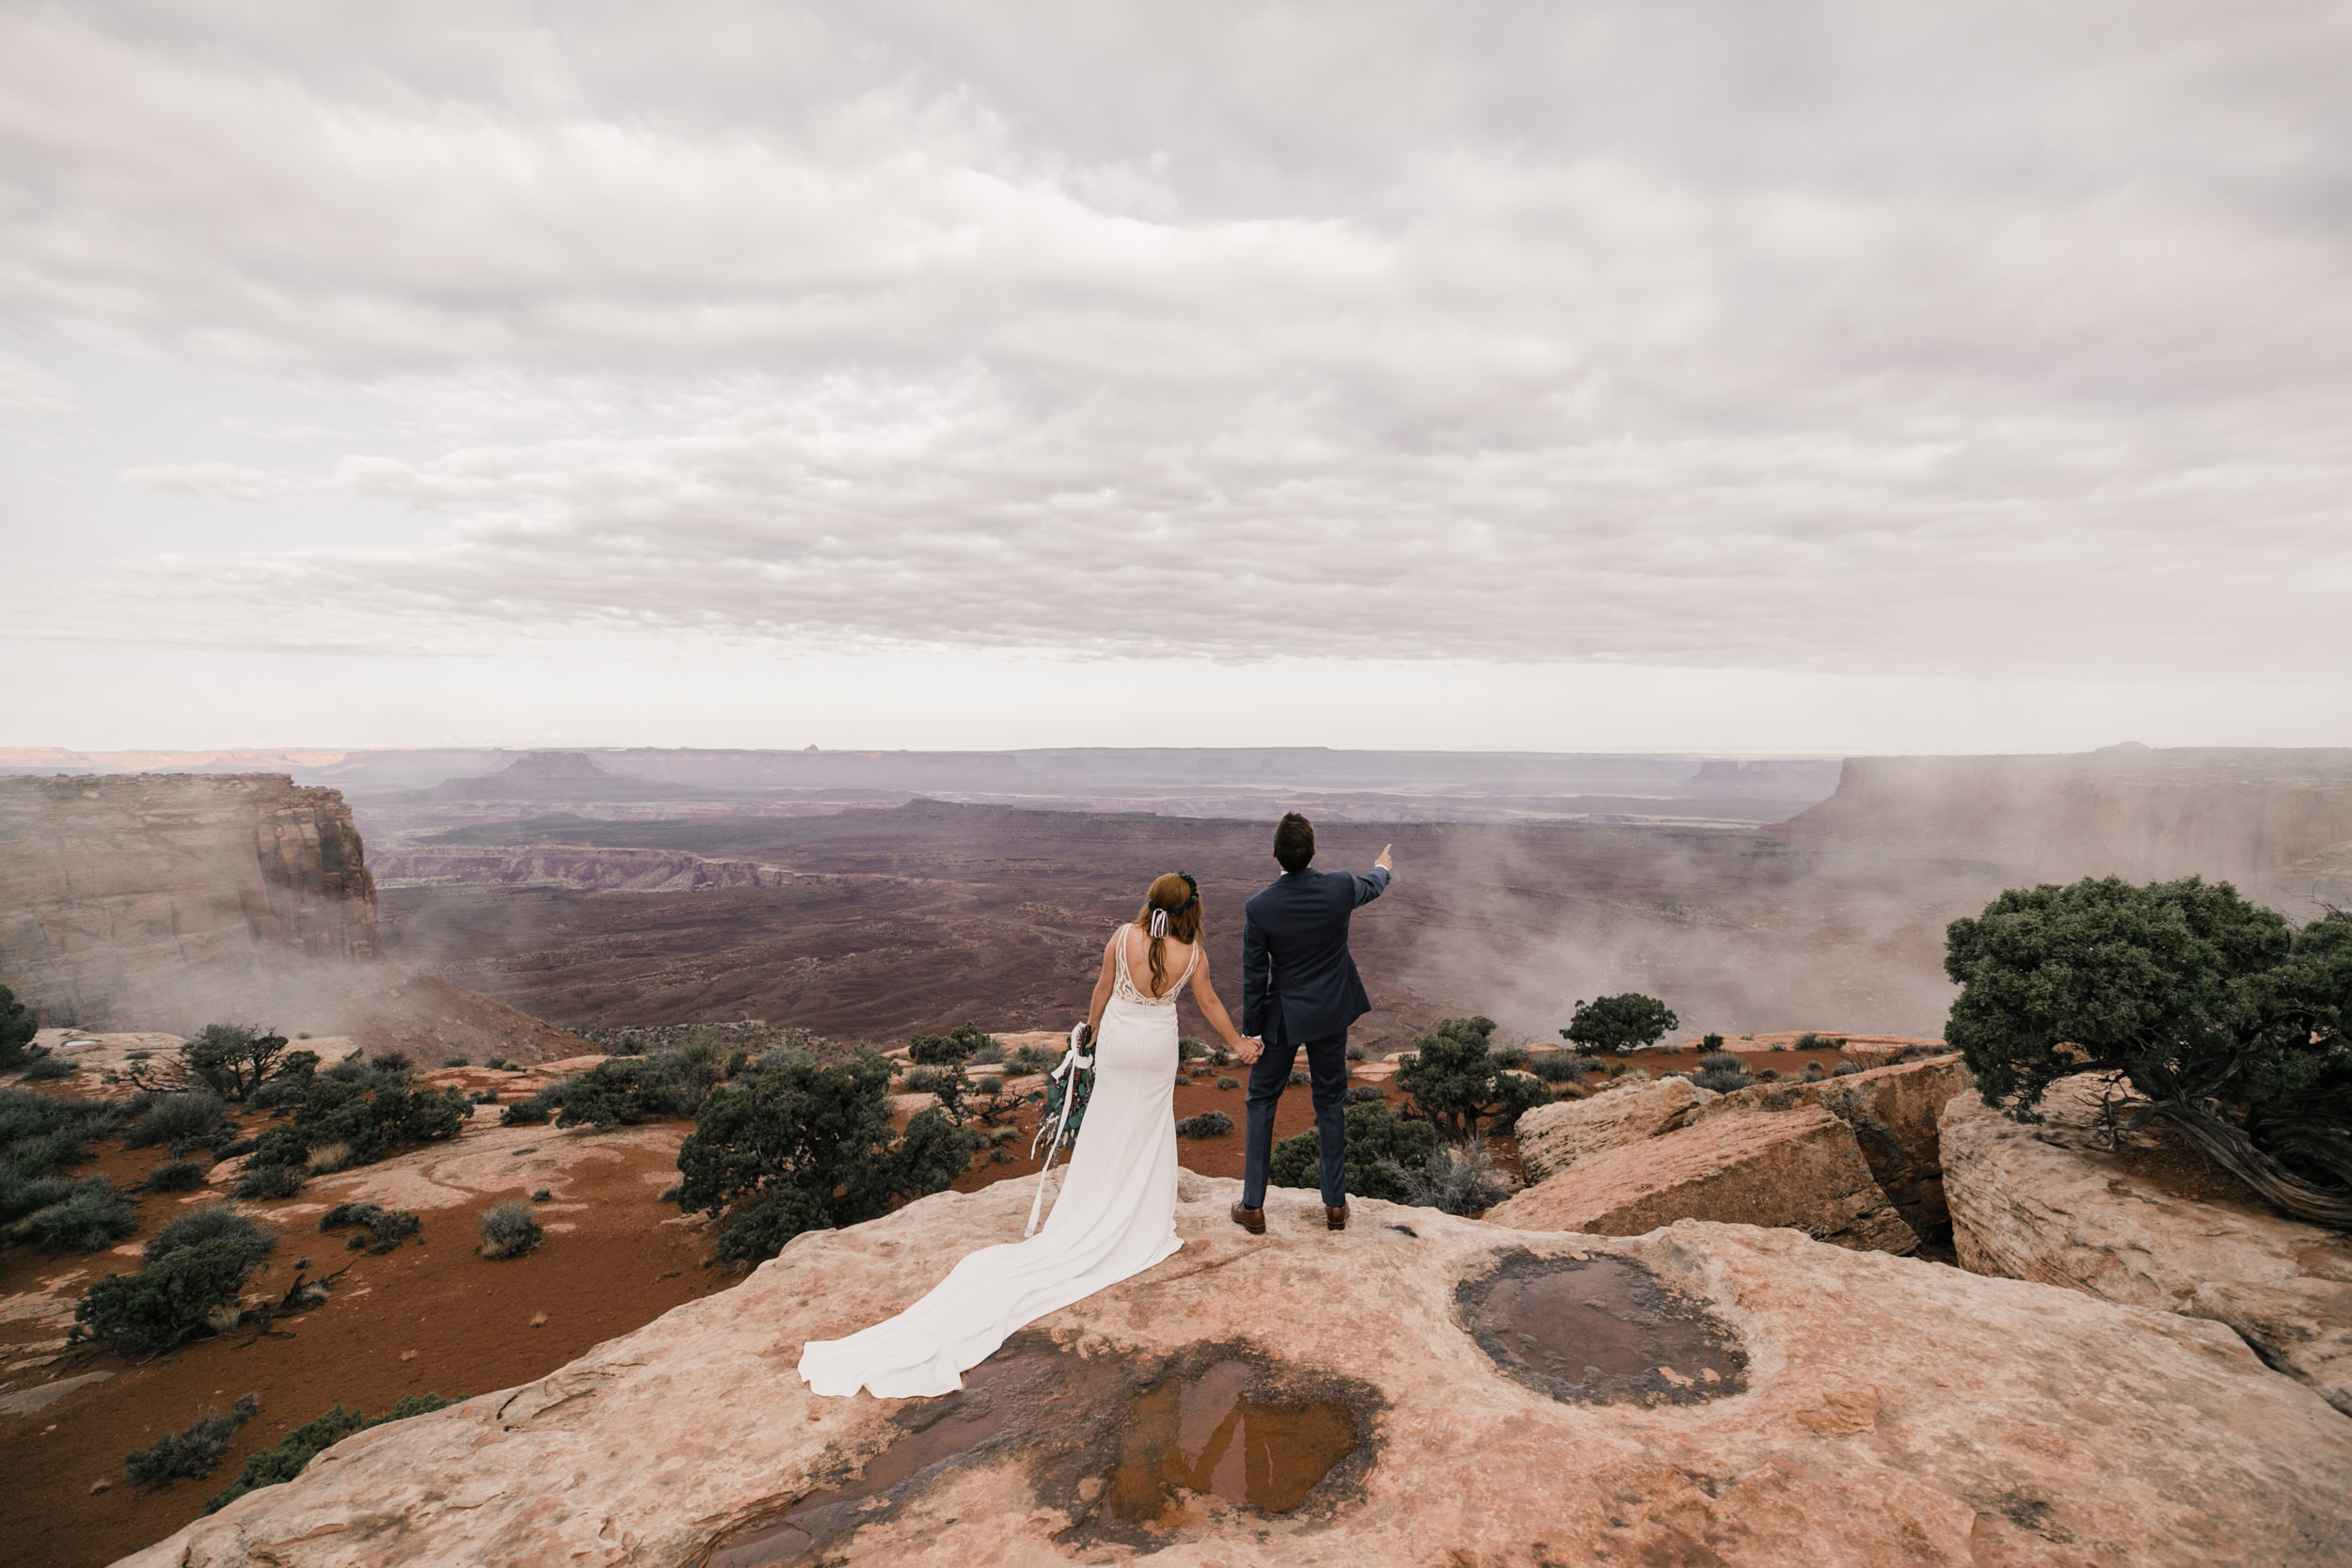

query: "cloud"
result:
(2, 2), (2347, 682)
(0, 350), (73, 414)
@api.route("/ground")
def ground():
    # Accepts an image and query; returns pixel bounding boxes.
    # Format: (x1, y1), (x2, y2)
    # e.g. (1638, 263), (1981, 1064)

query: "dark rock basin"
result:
(1457, 1248), (1748, 1405)
(697, 1337), (1378, 1565)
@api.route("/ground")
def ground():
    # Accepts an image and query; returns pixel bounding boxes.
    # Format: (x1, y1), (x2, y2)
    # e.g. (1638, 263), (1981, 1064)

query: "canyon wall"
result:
(1778, 746), (2352, 907)
(0, 773), (381, 1028)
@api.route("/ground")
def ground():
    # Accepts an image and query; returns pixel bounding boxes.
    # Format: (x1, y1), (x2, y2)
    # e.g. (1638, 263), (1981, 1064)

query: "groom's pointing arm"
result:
(1350, 847), (1393, 908)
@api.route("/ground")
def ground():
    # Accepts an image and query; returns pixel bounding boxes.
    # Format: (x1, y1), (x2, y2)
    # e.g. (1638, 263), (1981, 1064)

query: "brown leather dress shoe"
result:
(1231, 1201), (1266, 1235)
(1326, 1204), (1349, 1231)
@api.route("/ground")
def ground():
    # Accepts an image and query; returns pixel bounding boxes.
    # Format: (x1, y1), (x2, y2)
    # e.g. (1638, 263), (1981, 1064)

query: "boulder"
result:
(1943, 1079), (2352, 1417)
(119, 1172), (2352, 1568)
(1513, 1073), (1704, 1181)
(1489, 1101), (1919, 1253)
(1690, 1055), (1970, 1230)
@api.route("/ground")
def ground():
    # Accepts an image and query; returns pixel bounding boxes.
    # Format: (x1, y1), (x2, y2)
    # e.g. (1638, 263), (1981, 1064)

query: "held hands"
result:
(1234, 1036), (1264, 1065)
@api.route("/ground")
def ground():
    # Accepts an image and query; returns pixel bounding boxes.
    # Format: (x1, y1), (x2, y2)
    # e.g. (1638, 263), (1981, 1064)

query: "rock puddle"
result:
(698, 1338), (1375, 1564)
(1457, 1247), (1748, 1405)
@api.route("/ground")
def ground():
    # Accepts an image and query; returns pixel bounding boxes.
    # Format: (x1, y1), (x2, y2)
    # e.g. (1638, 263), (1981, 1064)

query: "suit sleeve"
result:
(1349, 865), (1391, 908)
(1241, 903), (1267, 1036)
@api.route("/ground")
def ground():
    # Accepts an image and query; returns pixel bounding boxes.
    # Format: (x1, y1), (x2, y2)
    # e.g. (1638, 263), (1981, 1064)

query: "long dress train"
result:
(796, 927), (1187, 1399)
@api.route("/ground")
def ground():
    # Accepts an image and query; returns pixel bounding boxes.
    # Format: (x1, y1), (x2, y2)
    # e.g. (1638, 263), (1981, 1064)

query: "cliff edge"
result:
(0, 772), (379, 1028)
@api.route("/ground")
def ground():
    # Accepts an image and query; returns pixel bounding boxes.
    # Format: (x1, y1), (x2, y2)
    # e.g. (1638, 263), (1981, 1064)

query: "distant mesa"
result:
(424, 751), (674, 803)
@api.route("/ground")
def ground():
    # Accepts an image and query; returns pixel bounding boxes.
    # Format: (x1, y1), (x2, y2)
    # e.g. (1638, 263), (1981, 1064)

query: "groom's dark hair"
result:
(1273, 813), (1315, 874)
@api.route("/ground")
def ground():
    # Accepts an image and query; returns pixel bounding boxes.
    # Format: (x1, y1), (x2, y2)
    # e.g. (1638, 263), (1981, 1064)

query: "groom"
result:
(1232, 812), (1394, 1235)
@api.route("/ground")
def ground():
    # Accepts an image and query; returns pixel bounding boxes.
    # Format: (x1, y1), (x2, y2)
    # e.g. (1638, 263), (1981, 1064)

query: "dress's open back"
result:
(796, 927), (1188, 1398)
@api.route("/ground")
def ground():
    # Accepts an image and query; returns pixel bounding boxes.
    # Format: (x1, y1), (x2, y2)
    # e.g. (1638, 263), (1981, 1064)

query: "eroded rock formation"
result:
(1513, 1074), (1708, 1183)
(1689, 1055), (1968, 1231)
(1943, 1078), (2352, 1417)
(118, 1173), (2352, 1566)
(0, 773), (378, 1028)
(1488, 1101), (1919, 1253)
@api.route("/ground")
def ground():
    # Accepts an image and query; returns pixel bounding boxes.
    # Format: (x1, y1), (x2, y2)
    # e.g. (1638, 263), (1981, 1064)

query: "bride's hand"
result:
(1234, 1036), (1263, 1065)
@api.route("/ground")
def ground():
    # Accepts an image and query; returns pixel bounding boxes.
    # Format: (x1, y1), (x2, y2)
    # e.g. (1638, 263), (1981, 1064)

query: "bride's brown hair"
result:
(1136, 872), (1202, 994)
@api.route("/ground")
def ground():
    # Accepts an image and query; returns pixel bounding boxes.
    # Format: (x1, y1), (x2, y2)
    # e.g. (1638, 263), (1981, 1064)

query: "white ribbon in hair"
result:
(1148, 909), (1169, 938)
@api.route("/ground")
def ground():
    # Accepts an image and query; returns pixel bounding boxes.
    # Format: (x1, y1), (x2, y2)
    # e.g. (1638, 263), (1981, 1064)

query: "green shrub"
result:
(251, 1066), (471, 1169)
(499, 1080), (571, 1125)
(146, 1203), (274, 1266)
(76, 1229), (275, 1357)
(319, 1202), (421, 1253)
(0, 986), (36, 1070)
(1344, 1043), (1366, 1063)
(443, 1054), (470, 1068)
(22, 1054), (73, 1082)
(1178, 1037), (1209, 1061)
(1, 1172), (82, 1225)
(203, 1394), (460, 1514)
(1947, 879), (2352, 1223)
(1692, 1068), (1752, 1093)
(125, 1091), (230, 1151)
(554, 1044), (724, 1129)
(19, 1177), (138, 1251)
(1792, 1032), (1844, 1051)
(1382, 1141), (1511, 1215)
(1832, 1061), (1863, 1077)
(232, 1164), (304, 1199)
(1217, 1075), (1240, 1090)
(146, 1160), (209, 1192)
(676, 1055), (982, 1264)
(1343, 1085), (1386, 1104)
(478, 1200), (543, 1259)
(1528, 1053), (1590, 1085)
(1560, 993), (1679, 1055)
(125, 1395), (257, 1491)
(1701, 1032), (1725, 1051)
(905, 1022), (995, 1126)
(1007, 1043), (1057, 1075)
(1270, 1101), (1442, 1203)
(1395, 1017), (1549, 1141)
(1286, 1069), (1309, 1086)
(1697, 1051), (1742, 1073)
(179, 1025), (316, 1103)
(484, 1055), (514, 1070)
(1175, 1110), (1234, 1138)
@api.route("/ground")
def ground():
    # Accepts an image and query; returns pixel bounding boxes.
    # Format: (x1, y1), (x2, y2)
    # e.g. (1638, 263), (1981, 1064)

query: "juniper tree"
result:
(1946, 877), (2352, 1226)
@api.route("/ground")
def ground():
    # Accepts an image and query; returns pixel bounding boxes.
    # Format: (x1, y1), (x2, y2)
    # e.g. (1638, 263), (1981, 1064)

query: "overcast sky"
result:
(3, 2), (2346, 753)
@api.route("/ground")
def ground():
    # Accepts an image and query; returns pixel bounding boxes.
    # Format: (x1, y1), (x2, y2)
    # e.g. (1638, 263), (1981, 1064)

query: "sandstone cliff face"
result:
(1943, 1079), (2352, 1418)
(119, 1173), (2352, 1567)
(1778, 747), (2352, 899)
(0, 773), (379, 1028)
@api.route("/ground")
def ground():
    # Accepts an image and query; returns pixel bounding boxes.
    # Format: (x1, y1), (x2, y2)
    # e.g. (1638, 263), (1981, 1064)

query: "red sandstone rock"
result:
(115, 1172), (2352, 1567)
(1943, 1079), (2352, 1418)
(1689, 1055), (1970, 1229)
(1512, 1074), (1705, 1182)
(1489, 1101), (1919, 1254)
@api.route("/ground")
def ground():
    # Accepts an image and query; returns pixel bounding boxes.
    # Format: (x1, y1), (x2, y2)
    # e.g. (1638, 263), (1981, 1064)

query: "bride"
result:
(798, 872), (1261, 1399)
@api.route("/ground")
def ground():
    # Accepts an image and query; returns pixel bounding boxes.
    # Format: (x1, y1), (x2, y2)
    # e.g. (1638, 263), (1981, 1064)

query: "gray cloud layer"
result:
(4, 2), (2347, 674)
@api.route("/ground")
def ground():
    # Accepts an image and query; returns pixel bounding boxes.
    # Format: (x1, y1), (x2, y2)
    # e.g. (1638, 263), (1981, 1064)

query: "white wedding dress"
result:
(797, 927), (1188, 1398)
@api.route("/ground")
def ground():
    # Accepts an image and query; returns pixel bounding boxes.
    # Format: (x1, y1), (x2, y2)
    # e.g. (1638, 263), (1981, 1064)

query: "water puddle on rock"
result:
(1457, 1249), (1747, 1406)
(698, 1338), (1376, 1566)
(702, 1352), (1070, 1567)
(1101, 1358), (1360, 1522)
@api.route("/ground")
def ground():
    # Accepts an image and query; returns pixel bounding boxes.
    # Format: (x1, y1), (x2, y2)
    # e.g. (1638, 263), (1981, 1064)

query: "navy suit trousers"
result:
(1240, 1028), (1350, 1209)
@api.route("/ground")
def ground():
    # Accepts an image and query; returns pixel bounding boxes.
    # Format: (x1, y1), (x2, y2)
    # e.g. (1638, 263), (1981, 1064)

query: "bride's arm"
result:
(1083, 934), (1117, 1043)
(1187, 950), (1261, 1063)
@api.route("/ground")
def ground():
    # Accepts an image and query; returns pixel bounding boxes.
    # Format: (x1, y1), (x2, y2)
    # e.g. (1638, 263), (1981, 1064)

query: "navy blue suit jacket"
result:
(1241, 865), (1391, 1047)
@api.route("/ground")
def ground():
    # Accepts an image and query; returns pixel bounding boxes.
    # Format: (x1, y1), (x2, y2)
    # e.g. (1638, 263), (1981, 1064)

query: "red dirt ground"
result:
(0, 1105), (730, 1568)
